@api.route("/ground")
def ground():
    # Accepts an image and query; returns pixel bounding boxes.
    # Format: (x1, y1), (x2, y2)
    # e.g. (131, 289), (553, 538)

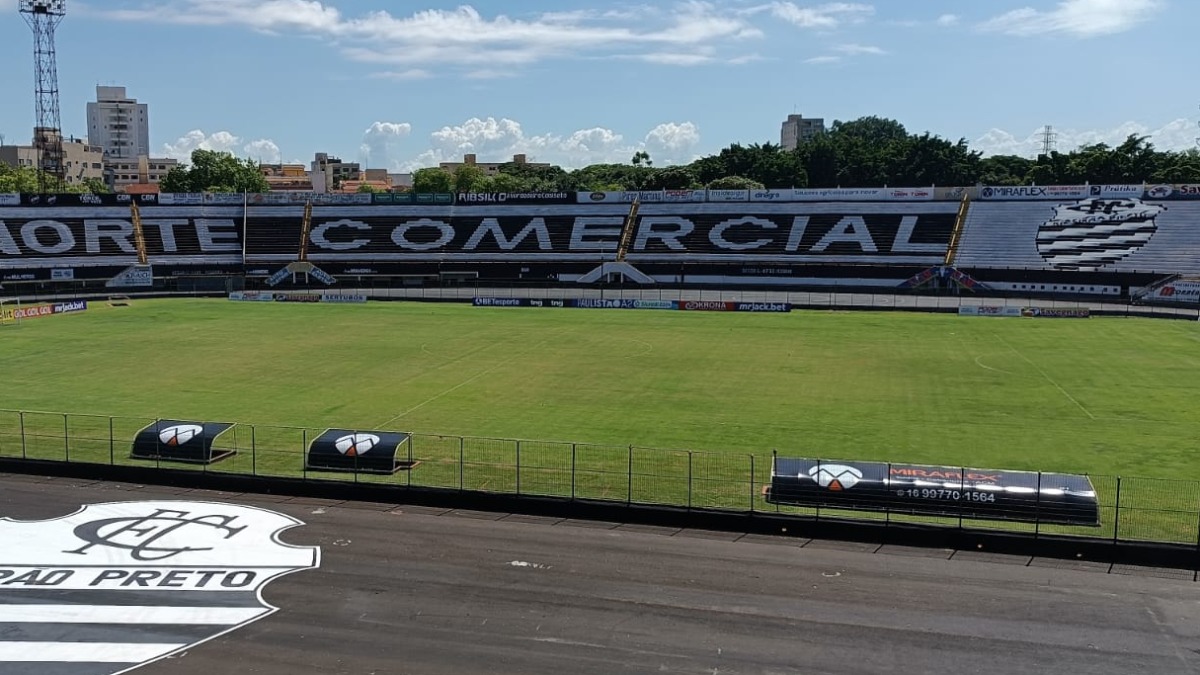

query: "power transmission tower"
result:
(19, 0), (67, 194)
(1040, 125), (1057, 157)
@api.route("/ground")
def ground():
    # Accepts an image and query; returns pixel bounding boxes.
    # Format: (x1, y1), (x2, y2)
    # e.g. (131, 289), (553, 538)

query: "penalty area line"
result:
(995, 333), (1096, 420)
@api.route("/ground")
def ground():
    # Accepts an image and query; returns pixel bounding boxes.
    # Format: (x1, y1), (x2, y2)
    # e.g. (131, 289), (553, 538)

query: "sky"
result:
(0, 0), (1196, 172)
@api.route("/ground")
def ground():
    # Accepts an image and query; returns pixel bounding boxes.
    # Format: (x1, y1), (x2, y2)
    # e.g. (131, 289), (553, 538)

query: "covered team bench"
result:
(306, 429), (419, 474)
(765, 455), (1100, 527)
(130, 419), (237, 465)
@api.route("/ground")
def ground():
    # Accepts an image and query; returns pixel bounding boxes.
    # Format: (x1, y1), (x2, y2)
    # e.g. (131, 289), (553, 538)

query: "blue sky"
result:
(0, 0), (1195, 171)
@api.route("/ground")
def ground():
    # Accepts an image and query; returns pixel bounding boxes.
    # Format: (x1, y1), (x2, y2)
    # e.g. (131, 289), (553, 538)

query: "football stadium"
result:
(3, 185), (1200, 547)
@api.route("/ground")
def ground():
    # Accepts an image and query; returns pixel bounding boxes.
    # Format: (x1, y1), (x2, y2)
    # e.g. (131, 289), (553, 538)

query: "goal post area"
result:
(0, 297), (21, 327)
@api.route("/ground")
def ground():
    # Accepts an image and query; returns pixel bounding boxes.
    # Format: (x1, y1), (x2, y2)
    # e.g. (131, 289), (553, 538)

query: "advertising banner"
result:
(978, 185), (1091, 200)
(791, 188), (891, 201)
(473, 297), (529, 307)
(1089, 184), (1145, 199)
(959, 306), (1021, 317)
(749, 190), (791, 202)
(228, 292), (276, 302)
(50, 268), (74, 281)
(1143, 280), (1200, 303)
(0, 194), (19, 206)
(766, 457), (1100, 526)
(52, 300), (87, 314)
(1021, 307), (1090, 318)
(105, 265), (154, 289)
(935, 186), (971, 201)
(456, 192), (574, 205)
(1144, 184), (1200, 201)
(706, 189), (749, 202)
(320, 294), (368, 303)
(735, 302), (791, 313)
(572, 298), (677, 310)
(8, 304), (54, 320)
(577, 191), (666, 203)
(679, 300), (735, 312)
(274, 293), (321, 303)
(157, 193), (205, 205)
(661, 189), (707, 203)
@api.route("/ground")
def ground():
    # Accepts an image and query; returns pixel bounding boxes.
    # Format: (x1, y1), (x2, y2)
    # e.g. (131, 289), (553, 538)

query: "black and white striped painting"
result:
(0, 501), (320, 674)
(1036, 198), (1166, 270)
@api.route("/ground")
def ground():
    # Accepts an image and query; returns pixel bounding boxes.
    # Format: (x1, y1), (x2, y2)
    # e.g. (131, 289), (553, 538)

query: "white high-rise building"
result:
(780, 114), (825, 150)
(86, 86), (150, 159)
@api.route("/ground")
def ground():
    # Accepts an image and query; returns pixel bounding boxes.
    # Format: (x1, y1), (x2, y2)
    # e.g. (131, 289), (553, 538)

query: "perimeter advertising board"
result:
(1143, 280), (1200, 303)
(766, 457), (1100, 526)
(978, 185), (1091, 201)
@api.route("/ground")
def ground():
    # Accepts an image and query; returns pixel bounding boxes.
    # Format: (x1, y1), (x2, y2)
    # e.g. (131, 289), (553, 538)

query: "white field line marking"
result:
(973, 355), (1013, 375)
(376, 328), (572, 428)
(996, 334), (1096, 420)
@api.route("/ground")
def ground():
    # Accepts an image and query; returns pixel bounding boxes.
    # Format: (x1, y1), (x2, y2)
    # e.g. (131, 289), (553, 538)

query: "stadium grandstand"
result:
(1, 184), (1198, 306)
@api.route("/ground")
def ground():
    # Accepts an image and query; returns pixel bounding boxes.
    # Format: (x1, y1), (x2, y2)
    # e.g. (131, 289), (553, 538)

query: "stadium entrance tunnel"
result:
(130, 420), (237, 465)
(305, 429), (417, 474)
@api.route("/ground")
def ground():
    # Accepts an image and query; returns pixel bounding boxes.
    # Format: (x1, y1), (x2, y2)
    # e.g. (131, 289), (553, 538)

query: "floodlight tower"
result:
(19, 0), (67, 194)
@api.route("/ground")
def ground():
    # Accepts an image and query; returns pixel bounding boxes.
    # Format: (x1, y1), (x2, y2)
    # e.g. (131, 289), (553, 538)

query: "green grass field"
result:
(2, 298), (1200, 541)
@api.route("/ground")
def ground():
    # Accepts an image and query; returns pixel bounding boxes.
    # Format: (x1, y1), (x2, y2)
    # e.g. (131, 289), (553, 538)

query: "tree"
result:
(0, 163), (93, 193)
(631, 151), (652, 167)
(452, 164), (488, 193)
(158, 149), (268, 193)
(644, 166), (700, 190)
(356, 183), (379, 193)
(80, 177), (111, 194)
(705, 175), (764, 190)
(482, 172), (528, 193)
(411, 167), (452, 193)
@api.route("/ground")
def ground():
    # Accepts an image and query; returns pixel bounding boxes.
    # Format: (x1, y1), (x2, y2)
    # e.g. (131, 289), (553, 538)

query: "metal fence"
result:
(3, 408), (1200, 549)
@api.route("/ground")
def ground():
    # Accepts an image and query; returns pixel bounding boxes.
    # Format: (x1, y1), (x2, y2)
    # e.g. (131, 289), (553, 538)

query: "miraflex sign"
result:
(0, 500), (320, 674)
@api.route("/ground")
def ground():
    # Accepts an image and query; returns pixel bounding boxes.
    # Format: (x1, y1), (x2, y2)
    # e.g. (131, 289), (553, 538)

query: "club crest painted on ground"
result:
(0, 500), (321, 675)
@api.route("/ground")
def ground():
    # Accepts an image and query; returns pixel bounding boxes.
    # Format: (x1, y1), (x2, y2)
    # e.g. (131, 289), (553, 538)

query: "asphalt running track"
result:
(2, 473), (1199, 675)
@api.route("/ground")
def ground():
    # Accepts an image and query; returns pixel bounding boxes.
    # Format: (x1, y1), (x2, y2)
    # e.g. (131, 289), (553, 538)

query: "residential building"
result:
(261, 163), (314, 192)
(389, 173), (413, 190)
(0, 131), (105, 186)
(438, 153), (551, 174)
(780, 114), (826, 150)
(336, 169), (393, 194)
(106, 156), (179, 193)
(86, 86), (150, 159)
(311, 153), (361, 193)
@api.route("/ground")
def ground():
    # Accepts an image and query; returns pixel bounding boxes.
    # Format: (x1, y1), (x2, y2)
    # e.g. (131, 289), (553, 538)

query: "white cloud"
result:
(368, 69), (431, 81)
(804, 55), (842, 64)
(835, 43), (885, 55)
(761, 2), (874, 28)
(360, 121), (412, 169)
(973, 118), (1198, 156)
(99, 1), (762, 75)
(395, 117), (702, 171)
(936, 14), (959, 27)
(162, 130), (281, 163)
(979, 0), (1162, 38)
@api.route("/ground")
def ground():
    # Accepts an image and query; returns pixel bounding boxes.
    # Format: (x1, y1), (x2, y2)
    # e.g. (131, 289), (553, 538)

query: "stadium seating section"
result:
(1, 186), (1197, 299)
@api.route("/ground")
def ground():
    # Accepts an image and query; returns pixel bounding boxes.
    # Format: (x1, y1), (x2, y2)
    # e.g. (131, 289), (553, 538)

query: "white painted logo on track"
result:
(0, 501), (321, 674)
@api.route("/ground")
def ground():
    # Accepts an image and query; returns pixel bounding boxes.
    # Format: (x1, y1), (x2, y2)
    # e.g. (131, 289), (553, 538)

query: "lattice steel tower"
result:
(19, 0), (67, 193)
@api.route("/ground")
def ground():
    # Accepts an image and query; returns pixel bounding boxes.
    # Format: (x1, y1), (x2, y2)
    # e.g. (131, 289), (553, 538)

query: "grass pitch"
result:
(2, 298), (1199, 481)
